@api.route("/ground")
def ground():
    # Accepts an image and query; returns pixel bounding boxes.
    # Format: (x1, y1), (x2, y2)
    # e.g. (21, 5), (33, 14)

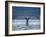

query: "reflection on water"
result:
(12, 19), (40, 31)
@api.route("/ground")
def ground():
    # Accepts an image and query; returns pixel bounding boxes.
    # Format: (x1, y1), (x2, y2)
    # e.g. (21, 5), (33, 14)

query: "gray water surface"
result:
(12, 19), (40, 31)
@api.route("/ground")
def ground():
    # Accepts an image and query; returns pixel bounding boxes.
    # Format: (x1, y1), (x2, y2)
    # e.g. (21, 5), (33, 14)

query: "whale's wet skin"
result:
(12, 19), (40, 31)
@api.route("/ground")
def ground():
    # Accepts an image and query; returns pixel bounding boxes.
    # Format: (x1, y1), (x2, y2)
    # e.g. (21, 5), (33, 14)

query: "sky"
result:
(12, 6), (40, 19)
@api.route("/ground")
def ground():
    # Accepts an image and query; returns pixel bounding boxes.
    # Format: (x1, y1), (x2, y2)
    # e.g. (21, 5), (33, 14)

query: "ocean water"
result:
(12, 19), (40, 31)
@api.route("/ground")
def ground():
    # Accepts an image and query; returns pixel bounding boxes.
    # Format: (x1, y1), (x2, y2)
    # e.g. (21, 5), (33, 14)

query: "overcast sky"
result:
(12, 6), (40, 19)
